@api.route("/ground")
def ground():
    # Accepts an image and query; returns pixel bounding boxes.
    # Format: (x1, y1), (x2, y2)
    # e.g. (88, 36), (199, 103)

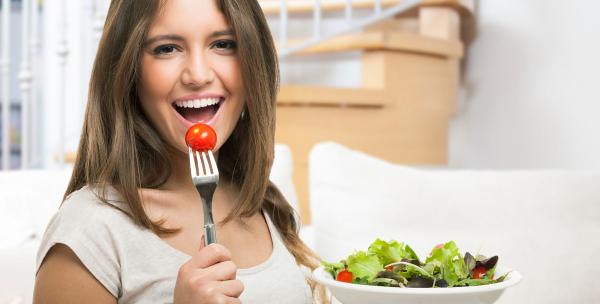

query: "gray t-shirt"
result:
(36, 186), (313, 303)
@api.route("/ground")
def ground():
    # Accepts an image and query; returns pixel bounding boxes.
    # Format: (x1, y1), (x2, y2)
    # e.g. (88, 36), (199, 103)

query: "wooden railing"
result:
(275, 0), (422, 58)
(1, 0), (43, 170)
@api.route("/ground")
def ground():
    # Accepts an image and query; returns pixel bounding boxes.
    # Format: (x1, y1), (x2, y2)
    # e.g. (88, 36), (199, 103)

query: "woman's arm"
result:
(33, 244), (117, 304)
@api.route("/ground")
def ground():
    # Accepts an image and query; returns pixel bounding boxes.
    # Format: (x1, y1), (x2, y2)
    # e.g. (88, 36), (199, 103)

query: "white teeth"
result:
(175, 98), (221, 109)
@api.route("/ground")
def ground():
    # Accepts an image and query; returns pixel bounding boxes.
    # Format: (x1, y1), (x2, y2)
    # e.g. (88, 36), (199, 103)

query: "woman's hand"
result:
(174, 244), (244, 304)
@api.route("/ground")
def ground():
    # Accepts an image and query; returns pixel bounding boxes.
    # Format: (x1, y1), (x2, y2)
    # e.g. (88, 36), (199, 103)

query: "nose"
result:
(181, 52), (215, 88)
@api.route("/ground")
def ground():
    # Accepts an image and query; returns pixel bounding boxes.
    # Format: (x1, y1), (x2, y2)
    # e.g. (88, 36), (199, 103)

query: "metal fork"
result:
(189, 147), (219, 246)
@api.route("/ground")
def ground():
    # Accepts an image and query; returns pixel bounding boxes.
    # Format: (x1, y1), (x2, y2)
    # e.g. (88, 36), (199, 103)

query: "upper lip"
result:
(173, 93), (225, 103)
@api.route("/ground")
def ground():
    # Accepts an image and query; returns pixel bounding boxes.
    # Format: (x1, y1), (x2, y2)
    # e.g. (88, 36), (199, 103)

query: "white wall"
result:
(449, 0), (600, 170)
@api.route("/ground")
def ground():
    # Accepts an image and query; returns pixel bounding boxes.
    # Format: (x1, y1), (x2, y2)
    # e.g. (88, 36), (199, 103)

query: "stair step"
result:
(277, 30), (463, 57)
(260, 0), (474, 15)
(261, 0), (401, 15)
(277, 85), (385, 107)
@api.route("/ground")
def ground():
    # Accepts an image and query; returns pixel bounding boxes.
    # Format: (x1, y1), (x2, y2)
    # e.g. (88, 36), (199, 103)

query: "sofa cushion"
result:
(0, 245), (38, 303)
(271, 144), (300, 214)
(0, 169), (72, 249)
(309, 142), (600, 304)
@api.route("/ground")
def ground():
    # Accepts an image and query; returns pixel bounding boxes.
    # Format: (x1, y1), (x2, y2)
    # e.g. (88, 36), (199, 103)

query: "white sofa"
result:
(308, 142), (600, 304)
(0, 169), (72, 303)
(4, 142), (600, 304)
(0, 144), (300, 303)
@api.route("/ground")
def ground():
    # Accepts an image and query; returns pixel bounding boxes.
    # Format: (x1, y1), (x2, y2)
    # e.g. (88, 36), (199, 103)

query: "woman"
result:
(33, 0), (321, 303)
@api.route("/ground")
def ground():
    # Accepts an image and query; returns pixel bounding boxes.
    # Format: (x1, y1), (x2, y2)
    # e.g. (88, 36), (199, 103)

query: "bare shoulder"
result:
(33, 244), (117, 304)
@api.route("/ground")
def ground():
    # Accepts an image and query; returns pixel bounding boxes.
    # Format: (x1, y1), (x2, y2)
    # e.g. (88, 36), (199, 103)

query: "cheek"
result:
(221, 62), (245, 118)
(138, 56), (181, 146)
(215, 59), (243, 96)
(213, 60), (245, 148)
(139, 56), (179, 104)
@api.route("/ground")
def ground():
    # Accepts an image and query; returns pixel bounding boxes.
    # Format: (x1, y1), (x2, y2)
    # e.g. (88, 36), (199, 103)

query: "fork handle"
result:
(204, 223), (217, 246)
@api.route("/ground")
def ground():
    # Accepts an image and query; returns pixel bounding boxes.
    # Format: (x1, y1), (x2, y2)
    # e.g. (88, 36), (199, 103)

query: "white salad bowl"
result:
(312, 266), (522, 304)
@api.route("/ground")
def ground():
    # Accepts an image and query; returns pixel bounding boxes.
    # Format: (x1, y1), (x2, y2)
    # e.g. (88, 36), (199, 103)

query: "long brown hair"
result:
(65, 0), (325, 301)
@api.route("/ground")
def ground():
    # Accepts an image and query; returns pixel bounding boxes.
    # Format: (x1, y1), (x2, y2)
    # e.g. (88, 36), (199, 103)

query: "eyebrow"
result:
(144, 29), (235, 46)
(210, 29), (235, 38)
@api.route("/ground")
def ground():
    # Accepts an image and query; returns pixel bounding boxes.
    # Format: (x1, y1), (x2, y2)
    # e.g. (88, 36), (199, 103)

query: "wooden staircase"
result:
(266, 0), (476, 223)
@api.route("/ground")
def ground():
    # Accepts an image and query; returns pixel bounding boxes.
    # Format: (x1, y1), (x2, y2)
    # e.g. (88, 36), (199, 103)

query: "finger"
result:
(205, 280), (244, 303)
(218, 279), (244, 298)
(189, 243), (232, 269)
(194, 281), (242, 304)
(190, 260), (238, 283)
(224, 297), (242, 304)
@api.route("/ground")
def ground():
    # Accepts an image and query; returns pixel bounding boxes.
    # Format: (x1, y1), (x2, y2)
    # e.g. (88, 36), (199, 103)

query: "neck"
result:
(162, 148), (222, 188)
(163, 149), (196, 191)
(157, 149), (236, 211)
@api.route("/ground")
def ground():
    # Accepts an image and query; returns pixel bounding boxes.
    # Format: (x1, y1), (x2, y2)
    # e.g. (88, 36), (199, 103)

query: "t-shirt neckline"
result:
(145, 210), (280, 275)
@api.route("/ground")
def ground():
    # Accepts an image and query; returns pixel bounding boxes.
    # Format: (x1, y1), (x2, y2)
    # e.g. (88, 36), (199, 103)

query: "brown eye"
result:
(152, 44), (179, 55)
(212, 40), (237, 51)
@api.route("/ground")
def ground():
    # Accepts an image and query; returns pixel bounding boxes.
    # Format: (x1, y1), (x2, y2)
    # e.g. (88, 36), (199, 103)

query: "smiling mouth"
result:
(172, 97), (223, 123)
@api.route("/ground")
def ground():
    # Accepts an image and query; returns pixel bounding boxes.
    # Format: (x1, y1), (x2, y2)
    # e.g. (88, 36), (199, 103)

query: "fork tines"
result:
(188, 148), (219, 180)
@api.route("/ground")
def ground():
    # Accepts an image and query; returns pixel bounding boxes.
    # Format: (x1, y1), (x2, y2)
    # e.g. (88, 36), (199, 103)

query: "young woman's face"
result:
(139, 0), (244, 154)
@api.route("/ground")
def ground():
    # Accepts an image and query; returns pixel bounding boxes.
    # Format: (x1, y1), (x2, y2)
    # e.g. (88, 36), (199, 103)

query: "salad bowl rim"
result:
(312, 265), (522, 295)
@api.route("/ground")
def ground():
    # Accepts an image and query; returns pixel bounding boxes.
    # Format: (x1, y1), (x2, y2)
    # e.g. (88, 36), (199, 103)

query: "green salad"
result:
(322, 239), (508, 288)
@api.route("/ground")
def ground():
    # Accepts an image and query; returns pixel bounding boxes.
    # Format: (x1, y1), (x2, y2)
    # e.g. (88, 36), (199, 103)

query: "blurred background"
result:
(0, 0), (600, 180)
(2, 1), (600, 209)
(1, 0), (600, 303)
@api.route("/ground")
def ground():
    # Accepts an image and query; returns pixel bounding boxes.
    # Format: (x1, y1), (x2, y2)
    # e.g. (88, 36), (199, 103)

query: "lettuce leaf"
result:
(346, 251), (383, 282)
(368, 238), (420, 266)
(322, 260), (344, 279)
(454, 272), (509, 287)
(424, 241), (469, 286)
(322, 239), (502, 288)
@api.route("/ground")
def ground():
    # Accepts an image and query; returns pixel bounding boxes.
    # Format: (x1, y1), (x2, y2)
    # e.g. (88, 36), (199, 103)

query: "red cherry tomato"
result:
(336, 269), (353, 283)
(471, 266), (487, 279)
(430, 243), (445, 255)
(185, 123), (217, 151)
